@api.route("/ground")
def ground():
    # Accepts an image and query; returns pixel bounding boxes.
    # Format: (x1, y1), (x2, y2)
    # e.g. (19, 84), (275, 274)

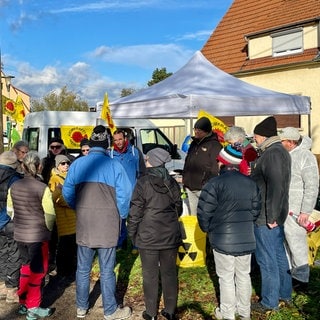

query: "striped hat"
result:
(216, 144), (242, 165)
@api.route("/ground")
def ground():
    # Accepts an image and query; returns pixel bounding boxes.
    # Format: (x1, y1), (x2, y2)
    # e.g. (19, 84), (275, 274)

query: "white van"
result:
(22, 111), (185, 173)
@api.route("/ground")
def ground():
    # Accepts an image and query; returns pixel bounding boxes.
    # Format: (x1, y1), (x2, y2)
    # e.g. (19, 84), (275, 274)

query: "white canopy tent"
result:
(110, 51), (310, 118)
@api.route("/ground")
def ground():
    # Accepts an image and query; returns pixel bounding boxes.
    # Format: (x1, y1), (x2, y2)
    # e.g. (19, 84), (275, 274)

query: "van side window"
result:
(22, 128), (40, 152)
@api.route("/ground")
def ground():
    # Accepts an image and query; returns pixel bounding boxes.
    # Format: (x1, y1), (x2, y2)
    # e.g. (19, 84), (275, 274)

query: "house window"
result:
(274, 115), (301, 129)
(272, 28), (303, 57)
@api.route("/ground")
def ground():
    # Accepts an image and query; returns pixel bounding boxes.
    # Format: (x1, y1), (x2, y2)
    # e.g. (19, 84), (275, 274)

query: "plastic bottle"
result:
(289, 211), (316, 232)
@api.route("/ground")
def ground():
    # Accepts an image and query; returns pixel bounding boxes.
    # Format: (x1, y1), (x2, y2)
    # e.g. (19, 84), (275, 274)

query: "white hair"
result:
(224, 126), (246, 142)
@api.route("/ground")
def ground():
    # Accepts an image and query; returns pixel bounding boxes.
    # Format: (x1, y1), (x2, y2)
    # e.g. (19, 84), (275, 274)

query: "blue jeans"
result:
(76, 245), (117, 316)
(254, 225), (292, 309)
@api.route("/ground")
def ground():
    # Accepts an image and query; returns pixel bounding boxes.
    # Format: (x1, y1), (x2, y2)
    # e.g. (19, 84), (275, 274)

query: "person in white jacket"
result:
(279, 127), (319, 293)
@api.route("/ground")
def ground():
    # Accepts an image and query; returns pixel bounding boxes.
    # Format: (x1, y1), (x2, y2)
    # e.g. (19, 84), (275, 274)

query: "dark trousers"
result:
(139, 248), (178, 317)
(0, 221), (21, 288)
(48, 223), (58, 269)
(56, 234), (77, 277)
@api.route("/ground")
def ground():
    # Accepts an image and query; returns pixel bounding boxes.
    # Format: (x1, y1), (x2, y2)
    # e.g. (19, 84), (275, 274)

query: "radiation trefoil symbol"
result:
(178, 242), (198, 262)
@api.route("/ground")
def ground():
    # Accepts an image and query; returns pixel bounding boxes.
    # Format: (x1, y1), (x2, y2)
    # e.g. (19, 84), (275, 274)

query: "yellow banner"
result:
(198, 110), (228, 146)
(60, 125), (93, 149)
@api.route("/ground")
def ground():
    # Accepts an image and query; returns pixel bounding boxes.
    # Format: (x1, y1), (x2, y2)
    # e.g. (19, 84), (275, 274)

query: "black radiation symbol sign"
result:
(178, 242), (198, 261)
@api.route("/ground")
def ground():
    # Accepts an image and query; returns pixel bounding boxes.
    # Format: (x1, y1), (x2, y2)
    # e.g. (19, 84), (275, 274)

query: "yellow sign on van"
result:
(60, 125), (93, 149)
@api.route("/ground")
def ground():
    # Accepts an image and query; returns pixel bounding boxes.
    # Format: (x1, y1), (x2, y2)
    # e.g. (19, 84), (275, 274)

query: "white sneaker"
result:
(77, 308), (87, 318)
(214, 307), (223, 320)
(104, 306), (131, 320)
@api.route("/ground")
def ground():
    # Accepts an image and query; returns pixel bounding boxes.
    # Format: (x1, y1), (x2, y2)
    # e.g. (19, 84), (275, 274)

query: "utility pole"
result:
(0, 50), (15, 153)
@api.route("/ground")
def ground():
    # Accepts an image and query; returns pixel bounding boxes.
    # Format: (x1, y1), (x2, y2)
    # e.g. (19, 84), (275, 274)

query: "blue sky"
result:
(0, 0), (233, 106)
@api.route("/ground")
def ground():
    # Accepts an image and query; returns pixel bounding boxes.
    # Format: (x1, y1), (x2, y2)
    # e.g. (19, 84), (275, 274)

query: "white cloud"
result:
(175, 30), (212, 41)
(89, 44), (193, 70)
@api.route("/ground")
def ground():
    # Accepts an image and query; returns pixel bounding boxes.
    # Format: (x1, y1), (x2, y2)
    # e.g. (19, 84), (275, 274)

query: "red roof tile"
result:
(202, 0), (320, 73)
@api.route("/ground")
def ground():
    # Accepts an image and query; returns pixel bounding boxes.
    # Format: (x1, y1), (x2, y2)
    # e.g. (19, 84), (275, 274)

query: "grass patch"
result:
(92, 243), (320, 319)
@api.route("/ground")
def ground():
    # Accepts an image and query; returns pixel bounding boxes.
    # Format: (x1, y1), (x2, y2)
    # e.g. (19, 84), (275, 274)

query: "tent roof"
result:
(110, 51), (310, 118)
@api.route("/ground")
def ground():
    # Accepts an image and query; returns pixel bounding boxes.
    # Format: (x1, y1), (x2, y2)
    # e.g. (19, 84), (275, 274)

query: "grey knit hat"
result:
(55, 155), (70, 168)
(279, 127), (301, 141)
(146, 148), (171, 167)
(0, 151), (18, 169)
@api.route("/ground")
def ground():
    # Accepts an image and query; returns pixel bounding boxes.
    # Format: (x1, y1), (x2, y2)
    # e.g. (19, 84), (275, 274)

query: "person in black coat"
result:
(197, 146), (261, 320)
(127, 148), (182, 320)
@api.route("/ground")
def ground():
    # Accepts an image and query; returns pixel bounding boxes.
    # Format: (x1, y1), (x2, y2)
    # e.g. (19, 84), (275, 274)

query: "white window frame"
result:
(271, 28), (303, 57)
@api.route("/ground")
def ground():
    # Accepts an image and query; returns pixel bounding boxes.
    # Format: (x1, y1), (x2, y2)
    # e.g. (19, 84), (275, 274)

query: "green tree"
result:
(147, 67), (172, 86)
(120, 88), (136, 97)
(31, 86), (89, 112)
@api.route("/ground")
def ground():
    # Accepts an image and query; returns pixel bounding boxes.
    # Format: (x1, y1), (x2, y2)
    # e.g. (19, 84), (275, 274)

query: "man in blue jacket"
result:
(110, 129), (145, 252)
(63, 125), (132, 320)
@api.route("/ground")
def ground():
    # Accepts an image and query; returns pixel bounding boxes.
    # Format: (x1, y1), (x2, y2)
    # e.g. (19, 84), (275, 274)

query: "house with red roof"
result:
(202, 0), (320, 153)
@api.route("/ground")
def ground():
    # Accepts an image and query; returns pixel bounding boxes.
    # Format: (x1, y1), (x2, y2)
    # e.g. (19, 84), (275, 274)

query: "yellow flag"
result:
(2, 95), (15, 118)
(2, 95), (25, 124)
(15, 95), (26, 124)
(198, 110), (228, 146)
(100, 93), (117, 135)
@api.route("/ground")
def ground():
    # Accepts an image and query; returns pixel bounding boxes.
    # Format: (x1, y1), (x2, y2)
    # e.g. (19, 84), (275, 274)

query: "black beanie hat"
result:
(80, 138), (90, 147)
(90, 125), (109, 149)
(254, 116), (277, 137)
(194, 117), (212, 133)
(49, 137), (64, 145)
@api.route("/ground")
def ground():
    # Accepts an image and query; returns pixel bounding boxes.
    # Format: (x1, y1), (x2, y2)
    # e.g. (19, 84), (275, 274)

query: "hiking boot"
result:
(104, 306), (131, 320)
(48, 264), (57, 277)
(278, 299), (293, 308)
(18, 304), (28, 315)
(161, 309), (177, 319)
(5, 287), (19, 303)
(77, 308), (88, 318)
(26, 307), (55, 320)
(251, 302), (276, 316)
(292, 279), (309, 294)
(142, 310), (157, 320)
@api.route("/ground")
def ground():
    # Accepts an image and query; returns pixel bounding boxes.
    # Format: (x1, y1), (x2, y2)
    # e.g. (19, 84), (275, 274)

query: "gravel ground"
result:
(0, 276), (146, 320)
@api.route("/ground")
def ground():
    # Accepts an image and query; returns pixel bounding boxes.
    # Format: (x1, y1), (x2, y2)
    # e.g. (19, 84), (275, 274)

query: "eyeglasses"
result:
(17, 149), (28, 154)
(81, 149), (90, 152)
(59, 162), (70, 166)
(50, 145), (62, 150)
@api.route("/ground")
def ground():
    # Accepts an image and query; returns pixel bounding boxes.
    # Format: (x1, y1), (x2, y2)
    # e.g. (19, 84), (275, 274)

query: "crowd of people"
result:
(0, 116), (319, 320)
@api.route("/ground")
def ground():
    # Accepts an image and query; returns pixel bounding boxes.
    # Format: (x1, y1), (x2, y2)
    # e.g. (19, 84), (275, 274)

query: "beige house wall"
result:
(235, 65), (320, 153)
(249, 25), (318, 59)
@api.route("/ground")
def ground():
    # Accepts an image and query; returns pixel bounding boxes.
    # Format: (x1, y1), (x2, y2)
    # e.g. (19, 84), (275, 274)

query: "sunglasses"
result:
(59, 162), (70, 166)
(50, 145), (62, 150)
(81, 149), (90, 152)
